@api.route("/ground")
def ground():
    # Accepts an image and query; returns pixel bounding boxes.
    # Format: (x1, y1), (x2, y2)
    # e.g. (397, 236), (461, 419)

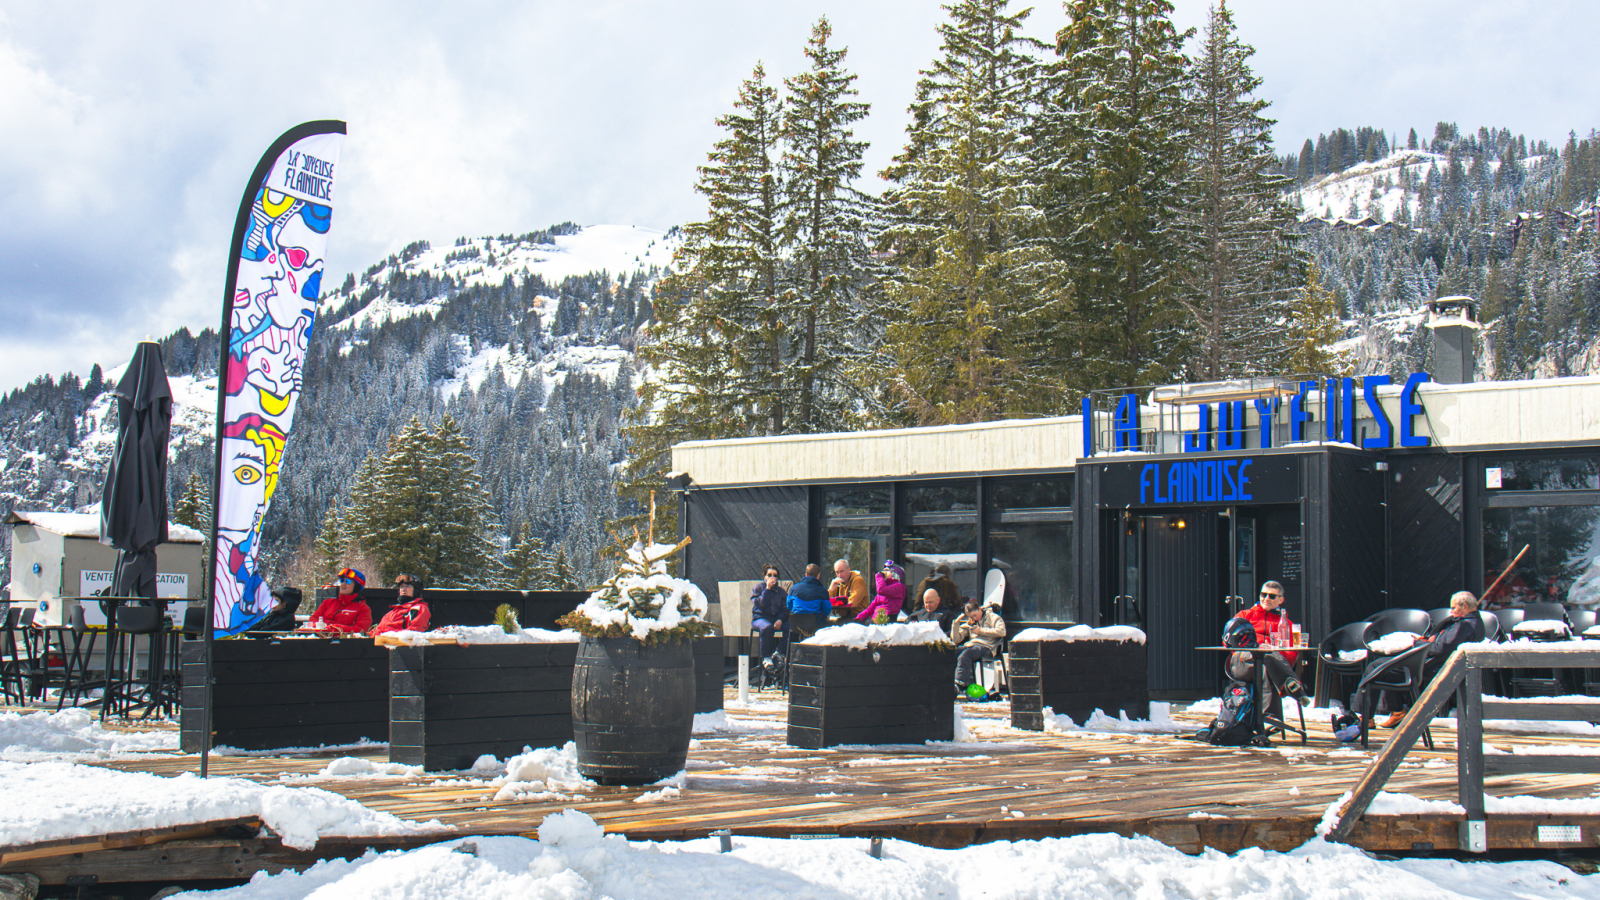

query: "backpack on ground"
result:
(1198, 680), (1258, 746)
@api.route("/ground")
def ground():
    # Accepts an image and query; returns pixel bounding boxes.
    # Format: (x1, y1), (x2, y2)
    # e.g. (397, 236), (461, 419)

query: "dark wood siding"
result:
(1389, 453), (1465, 614)
(682, 486), (809, 608)
(1324, 450), (1389, 633)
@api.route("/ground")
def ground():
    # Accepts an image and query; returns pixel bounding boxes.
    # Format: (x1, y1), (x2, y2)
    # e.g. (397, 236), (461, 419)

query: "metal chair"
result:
(53, 605), (103, 710)
(0, 606), (29, 705)
(1317, 620), (1376, 706)
(1354, 642), (1435, 750)
(104, 604), (168, 719)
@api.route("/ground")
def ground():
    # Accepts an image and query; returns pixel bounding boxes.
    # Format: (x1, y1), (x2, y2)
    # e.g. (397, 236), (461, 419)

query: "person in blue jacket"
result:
(786, 563), (831, 642)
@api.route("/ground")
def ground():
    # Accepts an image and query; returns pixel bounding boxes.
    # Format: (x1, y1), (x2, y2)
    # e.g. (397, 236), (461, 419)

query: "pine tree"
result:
(1284, 263), (1348, 375)
(781, 18), (878, 430)
(1177, 2), (1304, 380)
(1037, 0), (1195, 390)
(500, 523), (555, 590)
(347, 415), (497, 587)
(877, 0), (1068, 424)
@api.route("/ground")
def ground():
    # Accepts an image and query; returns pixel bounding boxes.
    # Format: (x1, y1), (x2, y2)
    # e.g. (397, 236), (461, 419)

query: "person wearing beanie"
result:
(256, 586), (302, 632)
(302, 567), (372, 635)
(372, 573), (432, 636)
(857, 559), (907, 622)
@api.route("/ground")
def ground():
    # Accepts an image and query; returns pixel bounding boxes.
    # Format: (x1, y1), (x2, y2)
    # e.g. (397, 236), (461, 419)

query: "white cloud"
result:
(0, 0), (1594, 391)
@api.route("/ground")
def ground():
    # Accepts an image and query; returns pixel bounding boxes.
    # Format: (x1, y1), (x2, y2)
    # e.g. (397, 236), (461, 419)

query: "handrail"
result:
(1326, 643), (1600, 849)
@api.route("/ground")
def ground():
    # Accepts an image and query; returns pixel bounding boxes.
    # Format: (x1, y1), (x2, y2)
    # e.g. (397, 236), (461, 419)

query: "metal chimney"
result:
(1424, 296), (1480, 384)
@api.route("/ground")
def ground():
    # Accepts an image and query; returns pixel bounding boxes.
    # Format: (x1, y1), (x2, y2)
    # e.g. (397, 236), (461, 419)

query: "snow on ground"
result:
(161, 809), (1600, 900)
(0, 760), (443, 850)
(1041, 702), (1177, 735)
(0, 707), (178, 761)
(693, 710), (784, 735)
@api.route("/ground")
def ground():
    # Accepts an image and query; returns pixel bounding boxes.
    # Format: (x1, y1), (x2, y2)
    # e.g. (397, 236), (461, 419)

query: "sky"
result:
(0, 0), (1594, 394)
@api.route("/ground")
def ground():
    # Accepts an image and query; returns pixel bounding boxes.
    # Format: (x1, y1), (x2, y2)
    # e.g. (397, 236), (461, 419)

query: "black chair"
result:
(1316, 620), (1376, 707)
(182, 606), (206, 638)
(1366, 608), (1434, 640)
(1493, 607), (1526, 638)
(1427, 607), (1453, 630)
(1570, 609), (1599, 635)
(749, 620), (788, 691)
(1521, 601), (1570, 623)
(16, 609), (48, 702)
(53, 605), (103, 710)
(0, 606), (29, 705)
(1354, 642), (1435, 750)
(1479, 610), (1502, 642)
(104, 604), (168, 719)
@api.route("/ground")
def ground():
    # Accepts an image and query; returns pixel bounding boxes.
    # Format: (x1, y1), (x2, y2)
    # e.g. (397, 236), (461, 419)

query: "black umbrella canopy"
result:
(100, 341), (174, 598)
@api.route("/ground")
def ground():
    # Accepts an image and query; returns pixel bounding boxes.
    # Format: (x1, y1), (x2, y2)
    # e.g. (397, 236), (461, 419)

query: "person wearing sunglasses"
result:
(301, 567), (373, 635)
(372, 574), (432, 636)
(1232, 581), (1309, 703)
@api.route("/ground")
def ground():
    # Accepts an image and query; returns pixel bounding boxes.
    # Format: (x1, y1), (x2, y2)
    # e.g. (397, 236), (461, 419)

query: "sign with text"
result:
(1097, 455), (1302, 508)
(82, 569), (188, 599)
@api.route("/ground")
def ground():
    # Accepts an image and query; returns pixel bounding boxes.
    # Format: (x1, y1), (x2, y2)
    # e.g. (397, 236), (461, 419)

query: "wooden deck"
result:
(8, 690), (1600, 884)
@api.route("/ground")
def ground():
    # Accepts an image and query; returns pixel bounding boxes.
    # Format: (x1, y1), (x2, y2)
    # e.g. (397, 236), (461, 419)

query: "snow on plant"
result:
(559, 494), (712, 644)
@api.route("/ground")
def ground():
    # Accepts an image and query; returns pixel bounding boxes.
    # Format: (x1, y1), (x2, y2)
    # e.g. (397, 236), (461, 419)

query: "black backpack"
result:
(1199, 680), (1258, 746)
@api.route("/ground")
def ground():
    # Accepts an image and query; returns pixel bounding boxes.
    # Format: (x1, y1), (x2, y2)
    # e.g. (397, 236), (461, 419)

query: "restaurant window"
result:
(1483, 458), (1600, 492)
(903, 523), (980, 598)
(1482, 506), (1600, 609)
(987, 477), (1075, 623)
(819, 485), (892, 580)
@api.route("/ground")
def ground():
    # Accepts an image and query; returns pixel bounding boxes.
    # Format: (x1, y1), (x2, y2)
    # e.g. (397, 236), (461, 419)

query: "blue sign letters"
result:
(1139, 459), (1254, 505)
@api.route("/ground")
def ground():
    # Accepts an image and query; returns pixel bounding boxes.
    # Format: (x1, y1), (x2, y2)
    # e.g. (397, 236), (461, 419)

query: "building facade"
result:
(670, 373), (1600, 699)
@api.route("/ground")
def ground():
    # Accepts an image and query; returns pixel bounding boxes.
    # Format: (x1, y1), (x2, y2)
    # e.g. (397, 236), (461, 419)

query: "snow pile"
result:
(564, 539), (710, 641)
(487, 742), (594, 801)
(802, 621), (951, 648)
(1042, 703), (1177, 735)
(1012, 625), (1146, 644)
(0, 708), (177, 760)
(312, 758), (424, 778)
(161, 809), (1600, 900)
(1368, 632), (1419, 654)
(386, 625), (579, 645)
(1512, 619), (1571, 637)
(0, 761), (442, 850)
(692, 711), (783, 735)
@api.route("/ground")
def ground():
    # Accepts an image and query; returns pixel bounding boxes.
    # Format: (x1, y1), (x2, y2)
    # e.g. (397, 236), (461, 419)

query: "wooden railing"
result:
(1327, 644), (1600, 851)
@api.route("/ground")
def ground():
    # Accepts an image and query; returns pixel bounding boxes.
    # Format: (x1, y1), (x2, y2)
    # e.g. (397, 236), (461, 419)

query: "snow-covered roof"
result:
(6, 510), (206, 544)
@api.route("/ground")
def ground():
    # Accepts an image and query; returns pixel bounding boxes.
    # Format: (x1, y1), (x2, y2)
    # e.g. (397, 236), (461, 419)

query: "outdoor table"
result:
(1196, 645), (1314, 744)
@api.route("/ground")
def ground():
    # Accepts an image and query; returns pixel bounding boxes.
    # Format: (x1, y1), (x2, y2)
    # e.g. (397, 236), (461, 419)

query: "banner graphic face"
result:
(214, 129), (343, 635)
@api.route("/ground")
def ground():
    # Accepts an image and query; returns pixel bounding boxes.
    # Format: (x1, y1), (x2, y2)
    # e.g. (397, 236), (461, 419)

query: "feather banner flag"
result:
(209, 121), (345, 635)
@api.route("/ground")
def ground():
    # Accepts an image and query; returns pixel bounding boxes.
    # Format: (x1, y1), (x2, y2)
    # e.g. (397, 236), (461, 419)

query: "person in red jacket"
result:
(372, 573), (431, 635)
(1231, 580), (1309, 703)
(302, 567), (372, 635)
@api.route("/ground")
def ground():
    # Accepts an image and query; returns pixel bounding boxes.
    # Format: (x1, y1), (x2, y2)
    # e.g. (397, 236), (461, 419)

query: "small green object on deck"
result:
(966, 683), (987, 700)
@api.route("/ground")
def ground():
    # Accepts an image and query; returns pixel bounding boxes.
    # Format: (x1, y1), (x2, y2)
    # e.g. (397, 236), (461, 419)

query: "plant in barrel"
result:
(558, 496), (712, 784)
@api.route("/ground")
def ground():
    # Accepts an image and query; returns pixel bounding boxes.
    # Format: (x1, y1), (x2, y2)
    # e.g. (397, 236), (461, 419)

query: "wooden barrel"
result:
(571, 635), (695, 785)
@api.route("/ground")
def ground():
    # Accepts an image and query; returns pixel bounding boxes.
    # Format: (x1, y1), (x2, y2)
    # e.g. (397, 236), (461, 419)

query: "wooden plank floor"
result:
(61, 690), (1600, 856)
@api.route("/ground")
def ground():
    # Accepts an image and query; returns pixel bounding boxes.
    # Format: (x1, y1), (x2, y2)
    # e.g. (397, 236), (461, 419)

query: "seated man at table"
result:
(300, 568), (372, 635)
(1232, 581), (1310, 704)
(908, 587), (958, 635)
(256, 587), (301, 632)
(1375, 590), (1487, 727)
(953, 600), (1006, 697)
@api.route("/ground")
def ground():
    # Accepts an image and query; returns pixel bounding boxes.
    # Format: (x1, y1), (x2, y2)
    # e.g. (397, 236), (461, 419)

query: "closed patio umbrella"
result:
(100, 341), (173, 598)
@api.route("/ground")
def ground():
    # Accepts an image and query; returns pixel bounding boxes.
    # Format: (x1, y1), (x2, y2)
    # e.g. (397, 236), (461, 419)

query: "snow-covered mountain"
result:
(0, 223), (679, 588)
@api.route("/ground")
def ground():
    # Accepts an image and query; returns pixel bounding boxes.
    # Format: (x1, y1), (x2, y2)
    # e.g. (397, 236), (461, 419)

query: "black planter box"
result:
(786, 643), (955, 748)
(388, 642), (577, 771)
(1009, 638), (1147, 731)
(181, 637), (388, 752)
(694, 636), (724, 714)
